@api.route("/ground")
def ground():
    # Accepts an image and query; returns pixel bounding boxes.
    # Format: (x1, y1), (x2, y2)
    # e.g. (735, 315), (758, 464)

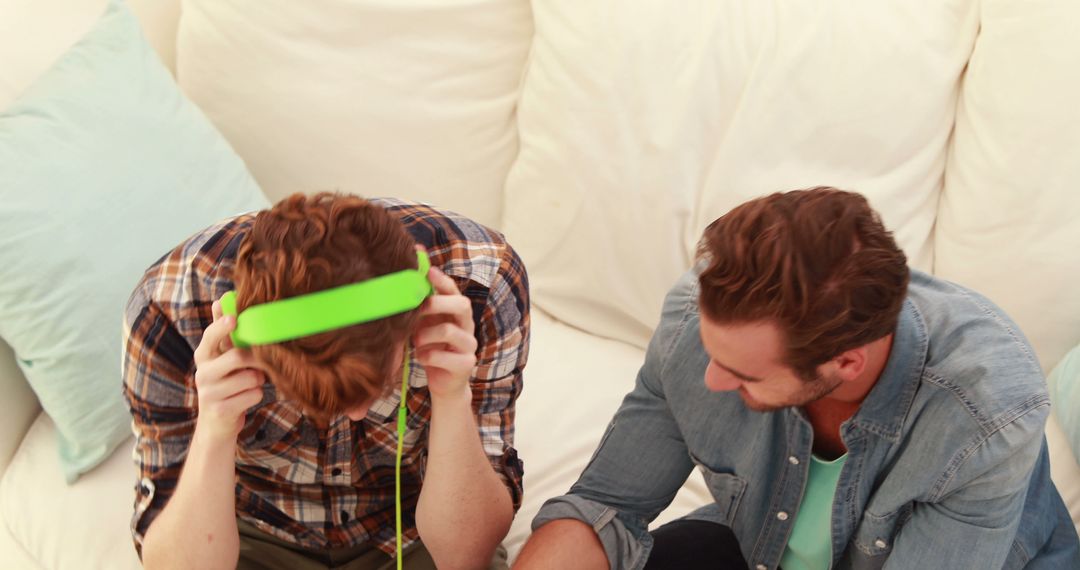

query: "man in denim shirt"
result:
(515, 188), (1079, 570)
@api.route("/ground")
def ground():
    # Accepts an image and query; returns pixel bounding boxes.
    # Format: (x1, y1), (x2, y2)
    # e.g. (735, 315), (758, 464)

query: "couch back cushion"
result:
(504, 0), (978, 347)
(0, 0), (107, 107)
(937, 0), (1080, 371)
(0, 0), (180, 109)
(175, 0), (533, 229)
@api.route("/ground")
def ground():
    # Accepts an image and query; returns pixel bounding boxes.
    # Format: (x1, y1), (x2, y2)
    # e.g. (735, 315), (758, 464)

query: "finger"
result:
(196, 345), (258, 386)
(213, 294), (238, 355)
(194, 315), (236, 365)
(197, 368), (265, 402)
(217, 386), (265, 418)
(217, 325), (235, 358)
(415, 348), (477, 375)
(427, 265), (461, 296)
(227, 367), (266, 388)
(417, 312), (454, 329)
(414, 322), (477, 355)
(198, 369), (265, 403)
(195, 349), (260, 388)
(418, 295), (474, 334)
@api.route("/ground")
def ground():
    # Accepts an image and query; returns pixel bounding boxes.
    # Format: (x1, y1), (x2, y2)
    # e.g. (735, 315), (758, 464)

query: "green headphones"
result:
(219, 249), (432, 348)
(221, 248), (433, 569)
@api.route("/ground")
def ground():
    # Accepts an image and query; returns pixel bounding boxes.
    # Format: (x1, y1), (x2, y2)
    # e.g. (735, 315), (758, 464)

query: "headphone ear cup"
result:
(218, 291), (249, 348)
(416, 250), (434, 298)
(219, 291), (239, 317)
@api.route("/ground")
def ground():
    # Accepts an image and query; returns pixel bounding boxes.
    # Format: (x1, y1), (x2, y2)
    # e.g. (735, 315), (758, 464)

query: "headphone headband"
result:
(220, 249), (433, 348)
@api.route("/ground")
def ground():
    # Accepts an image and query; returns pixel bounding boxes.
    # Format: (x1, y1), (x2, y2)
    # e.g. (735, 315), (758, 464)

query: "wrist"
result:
(192, 420), (241, 455)
(429, 382), (472, 412)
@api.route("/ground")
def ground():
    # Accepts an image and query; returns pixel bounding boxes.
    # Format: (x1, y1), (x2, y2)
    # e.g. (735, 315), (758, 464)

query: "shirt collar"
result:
(844, 298), (928, 442)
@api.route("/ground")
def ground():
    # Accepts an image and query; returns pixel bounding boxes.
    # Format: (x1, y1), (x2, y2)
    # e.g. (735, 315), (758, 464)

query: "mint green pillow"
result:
(1049, 343), (1080, 463)
(0, 0), (269, 482)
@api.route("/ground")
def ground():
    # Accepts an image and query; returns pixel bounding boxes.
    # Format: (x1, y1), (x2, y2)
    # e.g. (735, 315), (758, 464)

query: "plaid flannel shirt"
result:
(122, 198), (529, 556)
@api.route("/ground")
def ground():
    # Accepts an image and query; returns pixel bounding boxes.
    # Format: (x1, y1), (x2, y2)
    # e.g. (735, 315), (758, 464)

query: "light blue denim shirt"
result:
(533, 269), (1079, 570)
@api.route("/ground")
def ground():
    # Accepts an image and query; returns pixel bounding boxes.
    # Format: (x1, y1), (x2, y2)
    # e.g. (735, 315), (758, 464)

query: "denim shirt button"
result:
(875, 539), (888, 549)
(788, 456), (799, 465)
(777, 511), (789, 521)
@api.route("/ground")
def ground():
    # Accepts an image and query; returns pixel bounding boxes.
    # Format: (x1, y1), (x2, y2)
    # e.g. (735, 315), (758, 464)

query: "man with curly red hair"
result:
(123, 193), (529, 570)
(516, 188), (1078, 570)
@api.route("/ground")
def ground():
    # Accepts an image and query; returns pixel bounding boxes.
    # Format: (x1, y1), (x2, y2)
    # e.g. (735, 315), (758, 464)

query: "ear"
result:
(824, 345), (869, 383)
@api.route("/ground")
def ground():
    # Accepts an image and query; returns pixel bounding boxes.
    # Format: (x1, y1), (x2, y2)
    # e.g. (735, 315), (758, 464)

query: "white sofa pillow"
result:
(176, 0), (533, 230)
(505, 1), (977, 347)
(937, 0), (1080, 371)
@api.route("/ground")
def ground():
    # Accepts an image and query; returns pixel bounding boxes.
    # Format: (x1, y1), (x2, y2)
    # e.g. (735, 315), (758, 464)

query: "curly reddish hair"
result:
(697, 187), (910, 380)
(233, 192), (421, 423)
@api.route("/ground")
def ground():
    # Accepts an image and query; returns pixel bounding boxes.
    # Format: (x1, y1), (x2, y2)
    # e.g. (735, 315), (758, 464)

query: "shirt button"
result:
(875, 539), (888, 549)
(341, 510), (350, 523)
(788, 456), (799, 465)
(777, 511), (789, 521)
(332, 467), (342, 476)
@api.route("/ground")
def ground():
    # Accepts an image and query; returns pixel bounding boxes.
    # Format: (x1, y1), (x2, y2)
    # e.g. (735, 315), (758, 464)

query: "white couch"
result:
(2, 1), (1078, 569)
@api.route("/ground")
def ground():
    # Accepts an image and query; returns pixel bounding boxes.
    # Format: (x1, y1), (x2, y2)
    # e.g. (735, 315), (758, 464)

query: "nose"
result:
(704, 361), (741, 392)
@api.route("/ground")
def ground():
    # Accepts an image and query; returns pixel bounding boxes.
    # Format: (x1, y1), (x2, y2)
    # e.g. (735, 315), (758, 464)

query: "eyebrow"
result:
(714, 360), (763, 383)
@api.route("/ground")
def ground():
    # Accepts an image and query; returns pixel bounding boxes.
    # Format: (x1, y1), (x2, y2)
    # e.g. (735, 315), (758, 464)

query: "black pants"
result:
(644, 520), (750, 570)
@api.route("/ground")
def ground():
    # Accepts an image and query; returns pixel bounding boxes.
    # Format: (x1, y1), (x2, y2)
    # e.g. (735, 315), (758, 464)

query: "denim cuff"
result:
(532, 494), (653, 570)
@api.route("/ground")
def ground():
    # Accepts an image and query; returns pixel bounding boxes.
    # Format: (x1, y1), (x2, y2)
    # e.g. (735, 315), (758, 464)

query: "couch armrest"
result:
(0, 340), (40, 477)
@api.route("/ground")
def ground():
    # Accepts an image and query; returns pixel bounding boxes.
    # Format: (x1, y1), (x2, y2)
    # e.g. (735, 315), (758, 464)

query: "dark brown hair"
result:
(233, 192), (421, 422)
(697, 187), (909, 379)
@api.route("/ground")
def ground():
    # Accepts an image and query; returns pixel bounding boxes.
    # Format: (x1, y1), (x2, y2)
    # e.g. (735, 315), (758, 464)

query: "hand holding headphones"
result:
(192, 300), (267, 442)
(412, 264), (478, 403)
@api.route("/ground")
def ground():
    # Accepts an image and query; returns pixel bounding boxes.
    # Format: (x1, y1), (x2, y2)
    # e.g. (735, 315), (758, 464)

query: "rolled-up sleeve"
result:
(533, 494), (655, 568)
(121, 291), (202, 557)
(469, 240), (530, 510)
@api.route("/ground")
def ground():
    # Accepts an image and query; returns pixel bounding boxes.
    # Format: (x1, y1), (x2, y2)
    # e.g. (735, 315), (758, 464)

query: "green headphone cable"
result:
(396, 348), (410, 569)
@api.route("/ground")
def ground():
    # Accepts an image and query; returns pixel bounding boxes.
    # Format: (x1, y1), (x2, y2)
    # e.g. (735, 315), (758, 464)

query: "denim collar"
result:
(842, 298), (928, 442)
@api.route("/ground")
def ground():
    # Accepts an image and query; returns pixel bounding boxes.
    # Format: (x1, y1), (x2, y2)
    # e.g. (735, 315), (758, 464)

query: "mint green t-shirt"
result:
(779, 454), (848, 570)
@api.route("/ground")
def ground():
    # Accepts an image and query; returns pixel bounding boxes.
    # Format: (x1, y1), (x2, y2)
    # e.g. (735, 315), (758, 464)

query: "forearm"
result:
(416, 387), (514, 569)
(141, 425), (240, 570)
(513, 519), (609, 570)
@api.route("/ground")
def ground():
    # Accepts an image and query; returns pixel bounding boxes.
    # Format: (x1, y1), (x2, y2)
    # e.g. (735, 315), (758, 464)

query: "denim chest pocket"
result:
(694, 461), (748, 526)
(845, 505), (911, 569)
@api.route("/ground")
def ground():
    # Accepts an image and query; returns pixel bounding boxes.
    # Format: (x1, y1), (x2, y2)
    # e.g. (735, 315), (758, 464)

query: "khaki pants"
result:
(236, 519), (509, 570)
